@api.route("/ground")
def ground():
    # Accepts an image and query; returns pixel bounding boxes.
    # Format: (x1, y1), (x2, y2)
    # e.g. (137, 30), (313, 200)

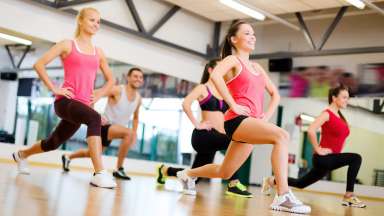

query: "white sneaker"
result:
(90, 170), (117, 189)
(12, 152), (30, 175)
(270, 190), (311, 214)
(261, 176), (274, 195)
(176, 169), (197, 195)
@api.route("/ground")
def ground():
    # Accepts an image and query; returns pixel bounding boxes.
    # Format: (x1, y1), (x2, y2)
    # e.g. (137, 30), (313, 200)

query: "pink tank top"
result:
(56, 40), (99, 105)
(224, 57), (266, 121)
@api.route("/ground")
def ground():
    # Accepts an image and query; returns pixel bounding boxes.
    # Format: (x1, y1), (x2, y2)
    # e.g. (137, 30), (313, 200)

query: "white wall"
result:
(0, 79), (18, 134)
(253, 12), (384, 53)
(0, 0), (208, 83)
(251, 11), (384, 76)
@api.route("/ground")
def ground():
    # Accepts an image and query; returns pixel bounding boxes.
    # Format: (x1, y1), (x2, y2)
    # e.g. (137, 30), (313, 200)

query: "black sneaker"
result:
(113, 167), (131, 180)
(225, 181), (253, 198)
(61, 154), (70, 172)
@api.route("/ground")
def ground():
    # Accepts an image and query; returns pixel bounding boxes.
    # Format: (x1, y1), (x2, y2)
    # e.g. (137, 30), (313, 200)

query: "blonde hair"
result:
(74, 7), (100, 37)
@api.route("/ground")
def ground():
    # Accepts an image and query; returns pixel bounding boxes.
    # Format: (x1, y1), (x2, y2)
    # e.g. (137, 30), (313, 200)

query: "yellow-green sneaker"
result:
(225, 181), (253, 198)
(156, 164), (167, 185)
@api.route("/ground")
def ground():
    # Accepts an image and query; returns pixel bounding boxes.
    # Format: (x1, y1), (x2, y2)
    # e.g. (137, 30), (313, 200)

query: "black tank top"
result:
(199, 85), (228, 113)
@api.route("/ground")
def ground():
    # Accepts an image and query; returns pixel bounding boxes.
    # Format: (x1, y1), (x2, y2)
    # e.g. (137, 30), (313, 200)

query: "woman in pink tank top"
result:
(13, 8), (117, 188)
(177, 21), (311, 214)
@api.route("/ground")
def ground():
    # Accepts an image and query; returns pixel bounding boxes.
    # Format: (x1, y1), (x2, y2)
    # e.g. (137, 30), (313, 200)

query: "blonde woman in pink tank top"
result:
(12, 8), (117, 188)
(176, 21), (311, 214)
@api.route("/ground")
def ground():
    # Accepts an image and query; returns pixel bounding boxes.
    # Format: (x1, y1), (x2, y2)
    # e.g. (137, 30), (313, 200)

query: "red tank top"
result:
(319, 109), (350, 153)
(224, 57), (266, 121)
(56, 40), (99, 105)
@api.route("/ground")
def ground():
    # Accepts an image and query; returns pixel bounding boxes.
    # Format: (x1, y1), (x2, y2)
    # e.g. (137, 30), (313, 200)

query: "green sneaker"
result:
(225, 181), (253, 198)
(156, 164), (167, 185)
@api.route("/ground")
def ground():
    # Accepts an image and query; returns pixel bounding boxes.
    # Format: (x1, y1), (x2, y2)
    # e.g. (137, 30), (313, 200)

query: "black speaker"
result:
(269, 58), (292, 72)
(0, 72), (18, 81)
(17, 78), (34, 97)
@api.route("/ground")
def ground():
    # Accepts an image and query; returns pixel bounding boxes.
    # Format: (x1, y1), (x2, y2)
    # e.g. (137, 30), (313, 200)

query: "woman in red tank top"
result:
(176, 20), (311, 214)
(262, 85), (366, 208)
(13, 8), (117, 188)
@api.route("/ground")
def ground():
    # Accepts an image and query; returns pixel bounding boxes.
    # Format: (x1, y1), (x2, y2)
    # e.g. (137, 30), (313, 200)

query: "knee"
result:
(40, 138), (61, 152)
(352, 153), (362, 164)
(123, 128), (133, 138)
(89, 112), (101, 127)
(273, 129), (290, 145)
(87, 112), (101, 136)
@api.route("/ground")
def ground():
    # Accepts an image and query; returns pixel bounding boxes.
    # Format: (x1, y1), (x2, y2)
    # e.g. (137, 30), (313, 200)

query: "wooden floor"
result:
(0, 162), (383, 216)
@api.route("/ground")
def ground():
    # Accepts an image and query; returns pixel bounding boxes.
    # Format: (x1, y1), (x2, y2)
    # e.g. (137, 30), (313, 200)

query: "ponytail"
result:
(220, 20), (249, 59)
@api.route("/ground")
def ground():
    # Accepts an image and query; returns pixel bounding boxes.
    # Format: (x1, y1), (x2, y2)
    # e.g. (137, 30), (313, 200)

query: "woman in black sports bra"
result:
(155, 59), (252, 197)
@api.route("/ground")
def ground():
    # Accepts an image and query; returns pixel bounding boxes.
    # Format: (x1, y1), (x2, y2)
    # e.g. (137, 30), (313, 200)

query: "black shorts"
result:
(224, 115), (248, 141)
(191, 128), (231, 153)
(101, 124), (112, 147)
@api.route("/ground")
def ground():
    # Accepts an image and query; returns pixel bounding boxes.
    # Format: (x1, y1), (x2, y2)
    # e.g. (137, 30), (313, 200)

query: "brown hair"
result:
(328, 84), (349, 123)
(220, 20), (250, 59)
(200, 58), (220, 84)
(128, 67), (143, 76)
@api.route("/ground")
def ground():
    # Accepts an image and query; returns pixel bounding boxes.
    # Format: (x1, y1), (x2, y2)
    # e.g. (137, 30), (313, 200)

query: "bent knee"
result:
(272, 129), (290, 145)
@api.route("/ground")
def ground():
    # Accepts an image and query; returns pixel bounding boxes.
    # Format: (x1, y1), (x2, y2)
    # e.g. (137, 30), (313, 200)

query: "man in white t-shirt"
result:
(62, 67), (144, 180)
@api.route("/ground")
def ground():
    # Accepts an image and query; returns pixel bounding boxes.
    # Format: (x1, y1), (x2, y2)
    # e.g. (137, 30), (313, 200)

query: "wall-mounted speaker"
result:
(269, 58), (292, 72)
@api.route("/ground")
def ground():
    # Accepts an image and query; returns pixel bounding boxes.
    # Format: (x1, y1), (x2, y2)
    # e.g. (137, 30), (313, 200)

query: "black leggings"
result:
(41, 98), (101, 152)
(167, 129), (239, 181)
(288, 153), (362, 192)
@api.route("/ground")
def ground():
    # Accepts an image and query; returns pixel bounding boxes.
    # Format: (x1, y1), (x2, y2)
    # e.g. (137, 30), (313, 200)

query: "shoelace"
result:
(236, 182), (247, 191)
(350, 196), (362, 203)
(288, 191), (303, 205)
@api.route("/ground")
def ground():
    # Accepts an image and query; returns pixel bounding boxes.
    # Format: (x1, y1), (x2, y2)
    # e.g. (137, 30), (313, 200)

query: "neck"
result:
(125, 84), (136, 93)
(329, 103), (340, 113)
(236, 50), (250, 61)
(76, 33), (92, 44)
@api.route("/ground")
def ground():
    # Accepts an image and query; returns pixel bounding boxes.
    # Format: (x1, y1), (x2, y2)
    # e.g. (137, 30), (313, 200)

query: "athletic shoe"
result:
(342, 196), (367, 208)
(176, 169), (197, 195)
(90, 170), (117, 189)
(12, 152), (30, 175)
(270, 190), (311, 214)
(113, 167), (131, 180)
(61, 154), (70, 172)
(225, 181), (253, 198)
(261, 176), (274, 195)
(156, 164), (167, 185)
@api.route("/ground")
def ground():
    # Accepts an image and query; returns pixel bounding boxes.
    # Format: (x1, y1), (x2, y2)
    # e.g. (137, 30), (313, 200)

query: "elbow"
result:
(33, 61), (41, 71)
(108, 77), (115, 87)
(307, 128), (316, 136)
(273, 91), (281, 102)
(181, 100), (188, 112)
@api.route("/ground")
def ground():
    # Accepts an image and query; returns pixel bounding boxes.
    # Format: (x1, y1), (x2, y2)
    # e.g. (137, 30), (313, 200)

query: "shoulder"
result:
(222, 55), (240, 65)
(95, 47), (104, 54)
(95, 47), (106, 59)
(110, 85), (121, 96)
(252, 62), (266, 74)
(56, 39), (72, 50)
(319, 110), (330, 121)
(192, 84), (207, 95)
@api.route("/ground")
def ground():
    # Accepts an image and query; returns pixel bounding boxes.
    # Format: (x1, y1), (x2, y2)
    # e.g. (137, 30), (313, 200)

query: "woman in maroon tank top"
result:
(262, 85), (366, 208)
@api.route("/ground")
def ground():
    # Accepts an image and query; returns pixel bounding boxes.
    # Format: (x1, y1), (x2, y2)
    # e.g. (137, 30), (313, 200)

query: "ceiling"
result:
(163, 0), (384, 21)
